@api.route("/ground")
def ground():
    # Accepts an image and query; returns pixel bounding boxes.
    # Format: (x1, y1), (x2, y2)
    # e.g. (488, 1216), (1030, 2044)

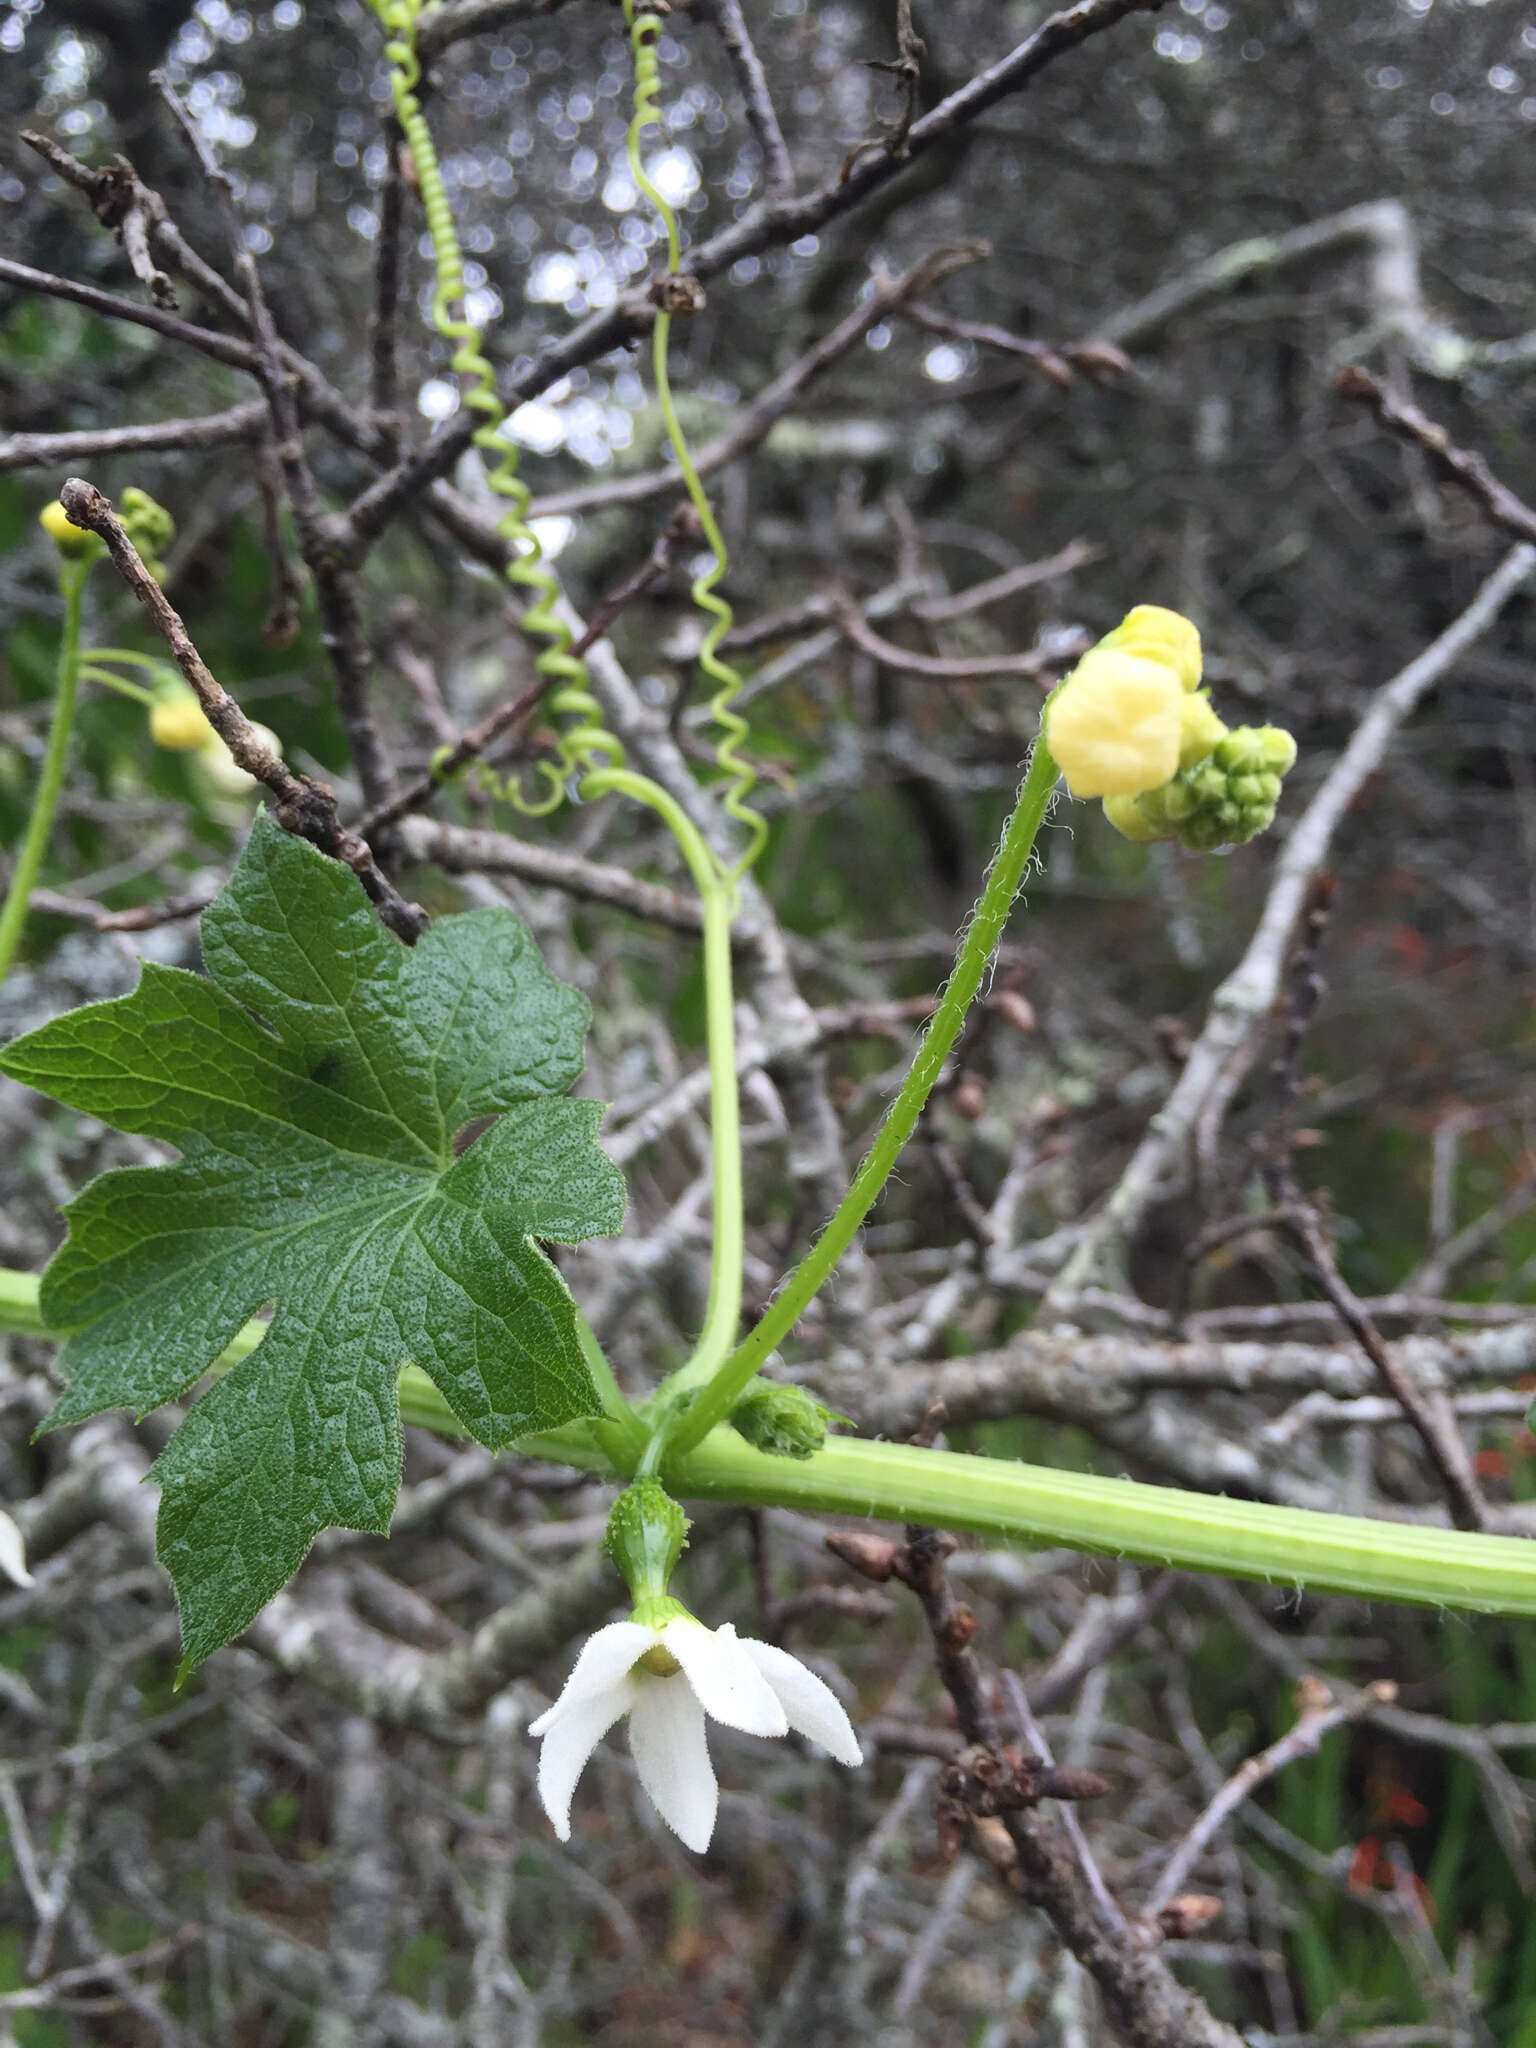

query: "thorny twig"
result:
(843, 0), (928, 179)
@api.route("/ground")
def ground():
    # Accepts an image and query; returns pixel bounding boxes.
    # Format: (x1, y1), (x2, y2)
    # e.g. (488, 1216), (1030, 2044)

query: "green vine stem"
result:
(5, 1268), (1533, 1614)
(367, 0), (758, 1395)
(78, 665), (156, 707)
(665, 732), (1062, 1453)
(0, 557), (89, 981)
(622, 0), (766, 875)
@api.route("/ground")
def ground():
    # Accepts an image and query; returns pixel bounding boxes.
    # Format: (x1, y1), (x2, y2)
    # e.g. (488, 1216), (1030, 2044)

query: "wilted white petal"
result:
(528, 1619), (656, 1736)
(629, 1671), (717, 1852)
(0, 1509), (32, 1589)
(742, 1641), (861, 1766)
(663, 1618), (786, 1738)
(536, 1675), (636, 1840)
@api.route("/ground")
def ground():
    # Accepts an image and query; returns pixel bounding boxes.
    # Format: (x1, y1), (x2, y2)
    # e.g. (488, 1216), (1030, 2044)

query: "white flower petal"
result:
(535, 1675), (635, 1840)
(0, 1509), (32, 1589)
(629, 1671), (718, 1852)
(742, 1641), (862, 1766)
(663, 1618), (787, 1738)
(528, 1619), (656, 1735)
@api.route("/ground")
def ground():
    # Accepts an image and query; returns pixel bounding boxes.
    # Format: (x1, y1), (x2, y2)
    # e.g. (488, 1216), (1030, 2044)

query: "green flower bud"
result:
(119, 488), (175, 583)
(120, 487), (175, 556)
(1213, 724), (1295, 776)
(729, 1382), (841, 1460)
(1177, 691), (1228, 769)
(604, 1479), (690, 1603)
(1110, 718), (1298, 853)
(1102, 791), (1167, 842)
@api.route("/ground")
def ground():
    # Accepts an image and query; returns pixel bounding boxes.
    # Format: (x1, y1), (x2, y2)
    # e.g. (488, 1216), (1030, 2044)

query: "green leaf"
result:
(0, 811), (624, 1671)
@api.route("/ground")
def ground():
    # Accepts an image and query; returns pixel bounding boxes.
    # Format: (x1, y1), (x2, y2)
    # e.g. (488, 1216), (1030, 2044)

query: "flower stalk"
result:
(0, 553), (90, 982)
(662, 728), (1062, 1454)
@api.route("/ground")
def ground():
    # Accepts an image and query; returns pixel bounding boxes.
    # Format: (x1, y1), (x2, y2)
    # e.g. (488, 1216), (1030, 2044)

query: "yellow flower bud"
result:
(38, 500), (94, 557)
(1100, 604), (1203, 693)
(1046, 648), (1184, 799)
(150, 690), (216, 752)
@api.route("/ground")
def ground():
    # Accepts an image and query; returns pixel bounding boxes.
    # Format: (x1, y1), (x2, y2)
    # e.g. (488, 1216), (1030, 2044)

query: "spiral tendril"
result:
(623, 1), (767, 879)
(367, 0), (623, 812)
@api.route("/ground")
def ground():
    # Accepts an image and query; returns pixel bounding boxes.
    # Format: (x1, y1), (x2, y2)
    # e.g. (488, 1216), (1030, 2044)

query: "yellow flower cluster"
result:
(1045, 605), (1297, 852)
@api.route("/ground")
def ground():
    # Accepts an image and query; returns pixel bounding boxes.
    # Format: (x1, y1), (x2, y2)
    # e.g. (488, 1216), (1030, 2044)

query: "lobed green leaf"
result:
(0, 811), (625, 1671)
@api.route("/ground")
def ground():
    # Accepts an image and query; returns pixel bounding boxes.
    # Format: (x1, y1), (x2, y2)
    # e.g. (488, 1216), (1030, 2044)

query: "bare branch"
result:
(707, 0), (795, 201)
(57, 479), (427, 944)
(0, 404), (267, 476)
(1142, 1678), (1397, 1923)
(1338, 366), (1536, 545)
(522, 244), (986, 524)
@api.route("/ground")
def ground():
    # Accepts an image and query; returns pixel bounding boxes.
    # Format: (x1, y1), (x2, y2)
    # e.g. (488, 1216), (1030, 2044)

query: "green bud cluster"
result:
(119, 488), (176, 583)
(604, 1478), (690, 1602)
(1104, 717), (1297, 852)
(728, 1382), (840, 1460)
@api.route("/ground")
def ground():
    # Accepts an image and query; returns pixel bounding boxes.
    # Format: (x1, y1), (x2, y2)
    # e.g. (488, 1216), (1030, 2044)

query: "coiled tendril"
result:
(622, 1), (767, 879)
(367, 0), (621, 812)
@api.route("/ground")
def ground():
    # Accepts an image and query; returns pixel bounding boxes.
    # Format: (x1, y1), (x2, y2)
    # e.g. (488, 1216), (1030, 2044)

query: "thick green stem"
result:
(666, 734), (1061, 1456)
(513, 1421), (1536, 1617)
(0, 560), (89, 981)
(6, 1269), (1536, 1613)
(667, 1430), (1536, 1616)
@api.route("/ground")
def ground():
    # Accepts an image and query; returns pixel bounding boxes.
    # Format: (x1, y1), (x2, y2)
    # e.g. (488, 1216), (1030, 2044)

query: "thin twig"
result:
(911, 538), (1102, 622)
(57, 479), (426, 943)
(708, 0), (794, 200)
(370, 127), (408, 450)
(1338, 367), (1536, 546)
(357, 506), (701, 838)
(831, 588), (1074, 682)
(155, 72), (398, 812)
(900, 301), (1130, 391)
(1142, 1679), (1397, 1923)
(0, 405), (267, 475)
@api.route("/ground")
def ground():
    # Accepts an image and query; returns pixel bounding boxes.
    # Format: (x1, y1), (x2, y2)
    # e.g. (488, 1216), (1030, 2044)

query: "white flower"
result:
(530, 1613), (862, 1853)
(0, 1507), (34, 1588)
